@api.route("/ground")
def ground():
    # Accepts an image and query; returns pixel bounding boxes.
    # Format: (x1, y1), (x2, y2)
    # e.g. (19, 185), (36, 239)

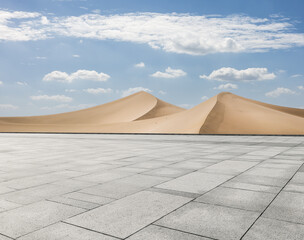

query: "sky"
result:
(0, 0), (304, 116)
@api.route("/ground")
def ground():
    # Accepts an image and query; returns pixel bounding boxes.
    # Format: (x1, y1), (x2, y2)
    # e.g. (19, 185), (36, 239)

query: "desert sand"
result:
(0, 91), (303, 134)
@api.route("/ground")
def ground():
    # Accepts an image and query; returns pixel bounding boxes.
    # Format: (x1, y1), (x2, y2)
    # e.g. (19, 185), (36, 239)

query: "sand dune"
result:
(0, 91), (303, 134)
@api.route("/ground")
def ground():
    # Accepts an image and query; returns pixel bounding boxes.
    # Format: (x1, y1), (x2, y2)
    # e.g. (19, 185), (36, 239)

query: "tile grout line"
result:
(139, 144), (301, 239)
(122, 146), (284, 239)
(152, 223), (218, 240)
(62, 221), (122, 240)
(239, 142), (304, 239)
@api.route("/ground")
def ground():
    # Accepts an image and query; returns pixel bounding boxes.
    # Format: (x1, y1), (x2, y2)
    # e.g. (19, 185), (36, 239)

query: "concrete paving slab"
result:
(80, 174), (170, 199)
(156, 172), (233, 194)
(0, 183), (82, 205)
(47, 196), (100, 210)
(231, 174), (289, 187)
(0, 234), (11, 240)
(169, 161), (215, 170)
(0, 134), (303, 239)
(0, 186), (14, 195)
(243, 217), (304, 240)
(198, 160), (258, 175)
(63, 192), (114, 205)
(0, 200), (84, 238)
(283, 183), (304, 193)
(142, 167), (194, 178)
(263, 191), (304, 224)
(0, 199), (21, 212)
(289, 172), (304, 185)
(196, 186), (276, 212)
(18, 222), (117, 240)
(65, 191), (191, 239)
(127, 225), (209, 240)
(244, 167), (296, 179)
(75, 169), (134, 183)
(221, 181), (281, 193)
(156, 202), (259, 240)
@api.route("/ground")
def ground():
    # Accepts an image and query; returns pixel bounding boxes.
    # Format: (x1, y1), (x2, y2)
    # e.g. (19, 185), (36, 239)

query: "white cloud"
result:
(84, 88), (113, 94)
(42, 103), (93, 110)
(201, 96), (209, 101)
(35, 56), (47, 60)
(265, 87), (296, 98)
(291, 74), (303, 78)
(298, 86), (304, 90)
(65, 89), (77, 92)
(214, 83), (238, 90)
(43, 71), (69, 82)
(42, 70), (110, 83)
(41, 16), (49, 25)
(158, 90), (166, 95)
(17, 81), (28, 86)
(121, 87), (152, 97)
(0, 81), (3, 85)
(134, 62), (145, 68)
(91, 9), (101, 14)
(0, 10), (47, 41)
(151, 67), (186, 79)
(0, 104), (18, 110)
(1, 11), (304, 55)
(30, 95), (73, 102)
(41, 103), (94, 110)
(72, 54), (80, 58)
(200, 67), (275, 82)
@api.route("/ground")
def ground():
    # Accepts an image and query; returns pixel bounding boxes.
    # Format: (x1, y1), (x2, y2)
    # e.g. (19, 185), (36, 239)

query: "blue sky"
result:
(0, 0), (304, 116)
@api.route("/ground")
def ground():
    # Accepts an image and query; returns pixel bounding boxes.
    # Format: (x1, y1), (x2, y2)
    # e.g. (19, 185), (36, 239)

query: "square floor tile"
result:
(243, 217), (304, 240)
(263, 191), (304, 224)
(156, 172), (232, 194)
(196, 187), (276, 212)
(156, 202), (259, 240)
(0, 200), (84, 238)
(66, 191), (191, 239)
(127, 225), (209, 240)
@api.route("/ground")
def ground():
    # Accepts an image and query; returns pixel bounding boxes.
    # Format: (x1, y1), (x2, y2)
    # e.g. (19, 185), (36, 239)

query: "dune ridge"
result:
(0, 91), (303, 135)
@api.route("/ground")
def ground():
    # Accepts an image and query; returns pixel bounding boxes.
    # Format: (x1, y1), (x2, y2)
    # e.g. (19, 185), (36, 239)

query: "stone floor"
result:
(0, 133), (303, 240)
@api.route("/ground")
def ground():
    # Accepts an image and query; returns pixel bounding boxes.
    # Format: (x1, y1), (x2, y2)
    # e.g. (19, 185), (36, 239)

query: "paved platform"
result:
(0, 133), (303, 240)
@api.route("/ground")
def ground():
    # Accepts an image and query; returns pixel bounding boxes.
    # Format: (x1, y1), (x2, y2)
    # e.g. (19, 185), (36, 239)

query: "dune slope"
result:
(200, 92), (304, 135)
(0, 91), (184, 132)
(0, 91), (303, 135)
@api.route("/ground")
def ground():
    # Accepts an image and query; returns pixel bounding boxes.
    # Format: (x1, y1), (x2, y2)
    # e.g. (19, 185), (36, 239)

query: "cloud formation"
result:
(121, 87), (152, 97)
(298, 86), (304, 90)
(214, 83), (238, 90)
(291, 74), (303, 78)
(83, 88), (113, 94)
(0, 81), (2, 85)
(65, 89), (77, 93)
(201, 96), (209, 101)
(17, 81), (28, 86)
(151, 67), (186, 78)
(200, 67), (275, 82)
(41, 103), (94, 110)
(30, 95), (73, 102)
(134, 62), (145, 68)
(265, 87), (295, 97)
(1, 10), (304, 55)
(0, 104), (18, 110)
(43, 70), (110, 83)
